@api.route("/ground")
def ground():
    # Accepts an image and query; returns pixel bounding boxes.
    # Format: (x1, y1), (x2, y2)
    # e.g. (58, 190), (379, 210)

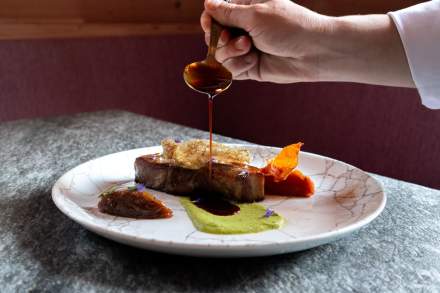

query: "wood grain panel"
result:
(0, 0), (203, 39)
(0, 23), (201, 40)
(0, 0), (202, 22)
(0, 0), (427, 39)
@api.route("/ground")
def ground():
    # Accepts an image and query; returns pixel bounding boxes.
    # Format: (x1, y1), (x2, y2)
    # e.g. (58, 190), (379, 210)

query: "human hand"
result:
(201, 0), (414, 87)
(201, 0), (330, 83)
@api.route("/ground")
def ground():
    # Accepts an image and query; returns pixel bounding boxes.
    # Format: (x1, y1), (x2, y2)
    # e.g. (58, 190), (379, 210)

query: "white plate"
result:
(52, 144), (385, 257)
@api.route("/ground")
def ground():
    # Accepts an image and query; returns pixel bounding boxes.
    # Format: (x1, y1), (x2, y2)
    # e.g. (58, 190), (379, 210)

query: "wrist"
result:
(310, 14), (414, 87)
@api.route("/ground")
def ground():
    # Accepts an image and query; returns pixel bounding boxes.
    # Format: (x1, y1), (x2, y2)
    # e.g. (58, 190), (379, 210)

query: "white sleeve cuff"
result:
(388, 0), (440, 109)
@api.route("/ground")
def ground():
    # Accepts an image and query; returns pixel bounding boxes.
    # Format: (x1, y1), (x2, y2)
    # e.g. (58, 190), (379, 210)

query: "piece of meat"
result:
(134, 154), (200, 195)
(134, 154), (265, 202)
(98, 189), (173, 219)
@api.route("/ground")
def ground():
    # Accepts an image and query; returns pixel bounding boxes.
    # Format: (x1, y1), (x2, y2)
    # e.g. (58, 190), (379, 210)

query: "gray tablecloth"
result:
(1, 111), (439, 293)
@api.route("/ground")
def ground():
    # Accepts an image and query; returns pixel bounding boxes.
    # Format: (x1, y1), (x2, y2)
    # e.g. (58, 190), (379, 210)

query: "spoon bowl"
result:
(183, 60), (232, 98)
(183, 18), (232, 99)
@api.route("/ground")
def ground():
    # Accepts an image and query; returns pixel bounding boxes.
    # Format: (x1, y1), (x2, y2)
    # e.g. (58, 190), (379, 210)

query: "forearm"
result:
(313, 14), (415, 87)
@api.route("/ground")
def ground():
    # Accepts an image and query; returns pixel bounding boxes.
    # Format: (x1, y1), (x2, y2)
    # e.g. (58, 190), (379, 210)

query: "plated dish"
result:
(52, 143), (385, 257)
(98, 139), (313, 235)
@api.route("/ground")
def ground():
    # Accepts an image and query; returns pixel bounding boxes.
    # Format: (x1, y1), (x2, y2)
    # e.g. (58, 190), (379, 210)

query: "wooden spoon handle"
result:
(206, 18), (223, 64)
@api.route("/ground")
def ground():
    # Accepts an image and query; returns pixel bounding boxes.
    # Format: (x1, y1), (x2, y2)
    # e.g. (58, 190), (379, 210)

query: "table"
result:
(1, 111), (439, 292)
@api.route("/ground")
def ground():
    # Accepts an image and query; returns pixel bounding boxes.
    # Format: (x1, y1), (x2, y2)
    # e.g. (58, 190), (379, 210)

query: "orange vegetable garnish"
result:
(265, 169), (315, 197)
(261, 143), (303, 181)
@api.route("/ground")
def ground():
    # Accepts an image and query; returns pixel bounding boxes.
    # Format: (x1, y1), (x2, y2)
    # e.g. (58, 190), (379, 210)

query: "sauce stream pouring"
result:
(183, 17), (233, 176)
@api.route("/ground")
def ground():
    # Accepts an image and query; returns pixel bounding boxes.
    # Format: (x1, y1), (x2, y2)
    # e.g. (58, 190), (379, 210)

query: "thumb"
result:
(204, 0), (254, 32)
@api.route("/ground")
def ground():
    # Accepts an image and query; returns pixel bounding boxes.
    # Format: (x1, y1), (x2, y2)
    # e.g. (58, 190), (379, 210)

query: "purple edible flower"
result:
(263, 208), (275, 218)
(174, 139), (181, 143)
(136, 183), (146, 192)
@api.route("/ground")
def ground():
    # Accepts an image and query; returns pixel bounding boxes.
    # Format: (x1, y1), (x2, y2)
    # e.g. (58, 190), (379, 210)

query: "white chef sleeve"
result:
(388, 0), (440, 109)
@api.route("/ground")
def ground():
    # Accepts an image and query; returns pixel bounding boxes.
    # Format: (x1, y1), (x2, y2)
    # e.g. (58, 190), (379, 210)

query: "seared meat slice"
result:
(134, 154), (200, 195)
(207, 162), (264, 202)
(98, 189), (172, 219)
(134, 154), (264, 202)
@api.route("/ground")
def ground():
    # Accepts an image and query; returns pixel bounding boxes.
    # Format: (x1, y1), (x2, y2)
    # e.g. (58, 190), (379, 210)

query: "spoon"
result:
(183, 18), (233, 99)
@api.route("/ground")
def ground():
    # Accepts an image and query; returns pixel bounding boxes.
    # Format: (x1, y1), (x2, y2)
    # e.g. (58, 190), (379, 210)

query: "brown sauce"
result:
(208, 98), (213, 176)
(183, 60), (232, 178)
(190, 195), (240, 216)
(184, 61), (232, 178)
(183, 61), (232, 98)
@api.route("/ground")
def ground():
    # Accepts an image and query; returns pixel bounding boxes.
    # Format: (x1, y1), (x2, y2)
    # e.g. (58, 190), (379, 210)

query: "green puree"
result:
(180, 197), (284, 234)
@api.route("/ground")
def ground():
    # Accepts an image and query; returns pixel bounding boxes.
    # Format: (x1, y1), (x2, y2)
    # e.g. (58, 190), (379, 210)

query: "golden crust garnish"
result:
(161, 138), (178, 159)
(161, 139), (251, 169)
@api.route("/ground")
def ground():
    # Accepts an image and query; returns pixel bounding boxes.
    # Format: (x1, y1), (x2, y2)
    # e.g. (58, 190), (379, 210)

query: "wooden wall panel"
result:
(0, 0), (427, 39)
(0, 0), (202, 22)
(0, 0), (204, 39)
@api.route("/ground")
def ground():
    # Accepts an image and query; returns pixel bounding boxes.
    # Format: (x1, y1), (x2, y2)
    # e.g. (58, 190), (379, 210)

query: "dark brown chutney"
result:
(98, 189), (172, 219)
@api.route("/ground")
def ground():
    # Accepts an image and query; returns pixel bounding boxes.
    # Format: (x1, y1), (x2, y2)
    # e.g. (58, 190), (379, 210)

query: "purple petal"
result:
(136, 183), (146, 192)
(263, 208), (275, 218)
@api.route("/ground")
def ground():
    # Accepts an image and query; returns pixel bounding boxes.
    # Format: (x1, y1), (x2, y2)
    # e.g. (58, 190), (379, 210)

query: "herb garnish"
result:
(99, 185), (118, 198)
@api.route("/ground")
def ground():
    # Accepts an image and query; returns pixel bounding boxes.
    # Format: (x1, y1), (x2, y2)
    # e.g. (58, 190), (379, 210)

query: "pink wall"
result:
(1, 35), (439, 188)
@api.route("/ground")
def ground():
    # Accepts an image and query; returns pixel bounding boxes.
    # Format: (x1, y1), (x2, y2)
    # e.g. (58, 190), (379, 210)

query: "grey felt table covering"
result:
(0, 111), (439, 293)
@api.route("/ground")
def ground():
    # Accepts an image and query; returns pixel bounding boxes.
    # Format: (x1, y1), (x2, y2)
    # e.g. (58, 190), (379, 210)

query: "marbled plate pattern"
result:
(52, 144), (385, 257)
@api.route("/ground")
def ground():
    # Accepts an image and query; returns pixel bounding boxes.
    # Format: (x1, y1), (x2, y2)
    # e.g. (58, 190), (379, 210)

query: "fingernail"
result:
(235, 37), (247, 50)
(207, 0), (223, 8)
